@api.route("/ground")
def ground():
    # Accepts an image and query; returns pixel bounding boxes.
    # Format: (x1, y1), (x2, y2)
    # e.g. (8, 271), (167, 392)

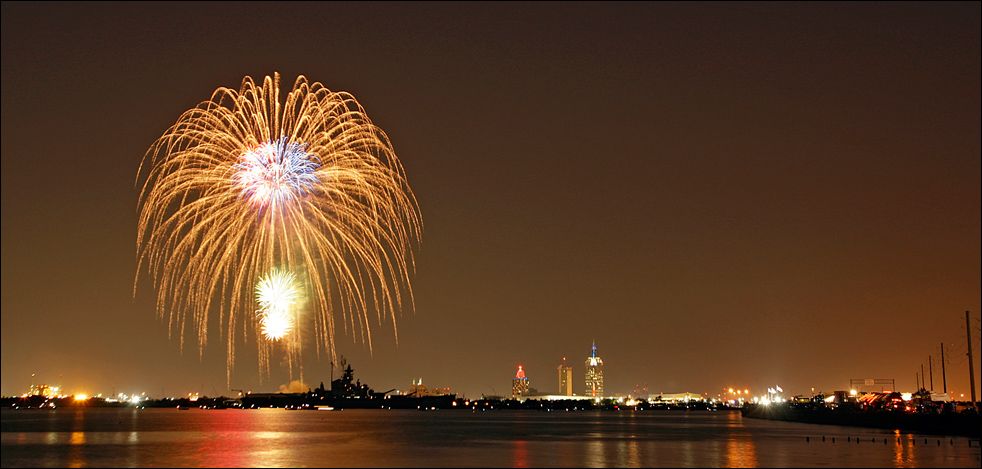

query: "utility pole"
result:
(940, 342), (947, 394)
(967, 311), (977, 409)
(920, 364), (925, 391)
(928, 355), (933, 391)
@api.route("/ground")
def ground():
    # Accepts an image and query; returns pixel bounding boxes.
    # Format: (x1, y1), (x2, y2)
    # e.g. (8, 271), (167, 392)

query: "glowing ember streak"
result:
(135, 72), (422, 380)
(256, 269), (299, 341)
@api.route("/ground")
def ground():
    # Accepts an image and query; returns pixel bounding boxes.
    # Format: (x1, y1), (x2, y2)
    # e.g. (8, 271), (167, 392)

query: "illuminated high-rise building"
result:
(584, 341), (604, 397)
(512, 365), (530, 398)
(557, 357), (573, 396)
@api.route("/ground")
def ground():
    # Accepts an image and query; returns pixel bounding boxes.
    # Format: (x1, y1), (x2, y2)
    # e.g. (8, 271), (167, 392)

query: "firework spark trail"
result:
(135, 73), (421, 382)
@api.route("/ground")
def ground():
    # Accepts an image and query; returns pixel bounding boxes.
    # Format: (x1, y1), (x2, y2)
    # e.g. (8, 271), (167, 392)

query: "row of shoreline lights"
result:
(71, 392), (145, 404)
(722, 387), (751, 405)
(756, 385), (785, 406)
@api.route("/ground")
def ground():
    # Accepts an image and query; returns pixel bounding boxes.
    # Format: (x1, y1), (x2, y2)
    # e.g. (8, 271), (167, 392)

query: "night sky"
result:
(2, 2), (980, 399)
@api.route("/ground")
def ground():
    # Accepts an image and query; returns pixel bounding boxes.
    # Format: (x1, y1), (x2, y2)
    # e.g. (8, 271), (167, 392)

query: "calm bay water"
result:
(1, 408), (979, 467)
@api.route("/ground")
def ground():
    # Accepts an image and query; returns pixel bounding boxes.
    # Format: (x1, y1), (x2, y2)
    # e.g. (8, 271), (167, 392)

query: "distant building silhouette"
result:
(584, 341), (604, 397)
(512, 365), (530, 398)
(404, 378), (452, 397)
(557, 357), (573, 396)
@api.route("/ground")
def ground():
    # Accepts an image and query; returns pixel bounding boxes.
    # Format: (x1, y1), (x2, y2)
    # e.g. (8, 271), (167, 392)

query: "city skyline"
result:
(11, 330), (979, 402)
(2, 2), (980, 400)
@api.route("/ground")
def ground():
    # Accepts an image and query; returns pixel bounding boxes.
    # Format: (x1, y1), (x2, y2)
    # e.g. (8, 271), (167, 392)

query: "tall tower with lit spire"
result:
(584, 341), (605, 397)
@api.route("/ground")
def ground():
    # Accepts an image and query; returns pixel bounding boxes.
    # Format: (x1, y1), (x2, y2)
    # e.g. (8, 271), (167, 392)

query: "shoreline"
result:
(742, 404), (982, 438)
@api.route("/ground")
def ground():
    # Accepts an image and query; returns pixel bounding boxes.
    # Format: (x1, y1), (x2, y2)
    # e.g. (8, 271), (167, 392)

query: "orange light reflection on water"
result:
(512, 439), (529, 468)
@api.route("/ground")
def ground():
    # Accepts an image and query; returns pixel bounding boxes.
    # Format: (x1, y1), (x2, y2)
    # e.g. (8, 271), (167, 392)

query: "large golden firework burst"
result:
(136, 73), (421, 382)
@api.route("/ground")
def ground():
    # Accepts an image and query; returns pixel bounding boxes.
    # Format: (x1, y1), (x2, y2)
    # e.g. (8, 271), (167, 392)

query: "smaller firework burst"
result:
(256, 269), (300, 341)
